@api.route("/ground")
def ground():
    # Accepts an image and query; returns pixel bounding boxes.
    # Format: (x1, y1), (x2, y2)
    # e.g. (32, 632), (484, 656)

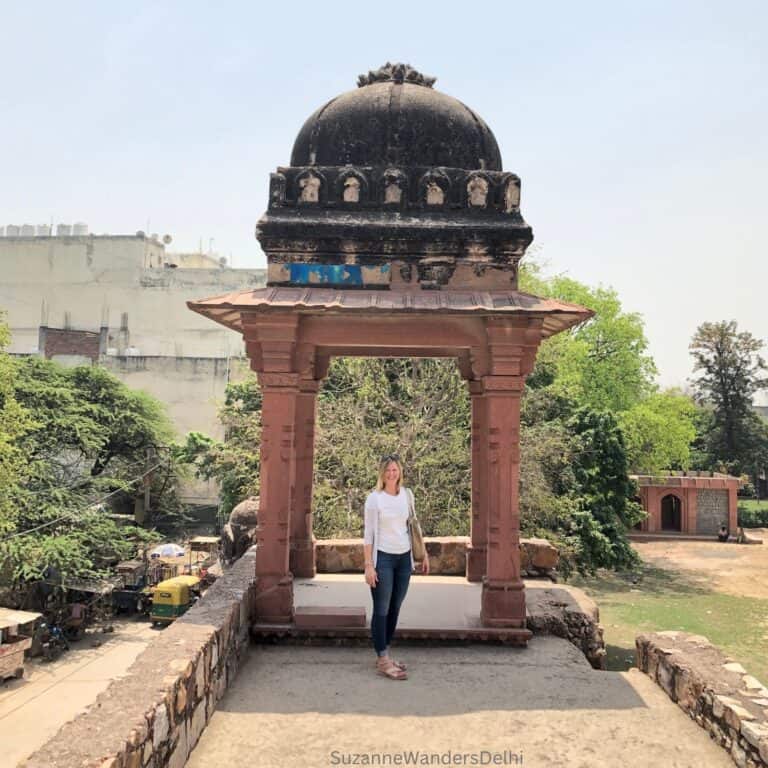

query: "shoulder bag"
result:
(405, 488), (426, 562)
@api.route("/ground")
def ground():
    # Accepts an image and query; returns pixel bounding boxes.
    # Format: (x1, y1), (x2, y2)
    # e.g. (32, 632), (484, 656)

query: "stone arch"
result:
(504, 176), (521, 213)
(466, 172), (491, 208)
(660, 492), (683, 531)
(419, 169), (451, 207)
(382, 168), (407, 206)
(296, 170), (325, 204)
(335, 168), (368, 204)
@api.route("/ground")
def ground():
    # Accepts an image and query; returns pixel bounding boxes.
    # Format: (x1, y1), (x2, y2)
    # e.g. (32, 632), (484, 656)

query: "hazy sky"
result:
(1, 2), (765, 398)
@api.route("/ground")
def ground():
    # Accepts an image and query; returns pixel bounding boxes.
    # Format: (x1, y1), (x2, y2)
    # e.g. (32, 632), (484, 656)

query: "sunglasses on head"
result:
(381, 453), (400, 463)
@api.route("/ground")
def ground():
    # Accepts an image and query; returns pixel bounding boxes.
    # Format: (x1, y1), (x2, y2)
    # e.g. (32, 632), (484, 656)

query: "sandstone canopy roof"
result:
(187, 286), (593, 339)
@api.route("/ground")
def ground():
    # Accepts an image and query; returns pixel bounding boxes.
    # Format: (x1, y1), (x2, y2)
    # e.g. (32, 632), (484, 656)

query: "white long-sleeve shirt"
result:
(363, 488), (415, 569)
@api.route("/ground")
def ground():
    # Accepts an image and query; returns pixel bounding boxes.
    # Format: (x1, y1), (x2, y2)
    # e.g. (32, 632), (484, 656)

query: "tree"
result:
(618, 390), (697, 472)
(520, 267), (657, 413)
(0, 356), (181, 583)
(0, 313), (35, 535)
(689, 321), (768, 476)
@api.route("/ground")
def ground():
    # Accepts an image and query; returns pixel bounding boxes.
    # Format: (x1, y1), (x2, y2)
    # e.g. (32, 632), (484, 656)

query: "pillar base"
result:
(254, 574), (294, 624)
(480, 578), (526, 628)
(289, 541), (316, 578)
(465, 545), (486, 582)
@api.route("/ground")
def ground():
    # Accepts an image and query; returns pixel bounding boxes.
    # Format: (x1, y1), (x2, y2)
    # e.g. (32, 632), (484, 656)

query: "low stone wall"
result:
(22, 549), (256, 768)
(316, 536), (559, 578)
(636, 631), (768, 767)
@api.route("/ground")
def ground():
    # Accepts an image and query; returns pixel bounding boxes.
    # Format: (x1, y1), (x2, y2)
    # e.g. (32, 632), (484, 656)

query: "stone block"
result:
(674, 665), (699, 710)
(657, 657), (676, 699)
(723, 701), (756, 731)
(188, 700), (207, 752)
(126, 725), (146, 749)
(743, 675), (765, 691)
(294, 605), (367, 628)
(760, 737), (768, 763)
(741, 721), (768, 749)
(168, 659), (193, 679)
(152, 703), (169, 748)
(166, 722), (188, 768)
(731, 740), (747, 768)
(175, 682), (188, 715)
(724, 662), (748, 674)
(195, 654), (206, 699)
(713, 695), (740, 719)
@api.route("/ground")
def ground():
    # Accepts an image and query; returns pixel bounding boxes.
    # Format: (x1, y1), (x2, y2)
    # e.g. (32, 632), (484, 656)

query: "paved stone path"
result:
(187, 636), (733, 768)
(0, 618), (155, 767)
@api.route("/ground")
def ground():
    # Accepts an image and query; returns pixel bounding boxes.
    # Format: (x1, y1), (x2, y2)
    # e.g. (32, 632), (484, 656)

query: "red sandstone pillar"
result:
(290, 379), (319, 577)
(254, 372), (298, 622)
(480, 375), (525, 627)
(728, 482), (739, 532)
(467, 381), (488, 582)
(244, 313), (301, 624)
(479, 318), (541, 629)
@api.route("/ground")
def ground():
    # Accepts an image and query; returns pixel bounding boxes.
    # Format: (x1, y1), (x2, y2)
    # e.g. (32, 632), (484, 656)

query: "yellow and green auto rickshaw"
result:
(149, 575), (201, 625)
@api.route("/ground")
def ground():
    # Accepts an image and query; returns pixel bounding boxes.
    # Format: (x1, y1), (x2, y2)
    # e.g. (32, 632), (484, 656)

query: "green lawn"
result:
(570, 564), (768, 682)
(739, 499), (768, 511)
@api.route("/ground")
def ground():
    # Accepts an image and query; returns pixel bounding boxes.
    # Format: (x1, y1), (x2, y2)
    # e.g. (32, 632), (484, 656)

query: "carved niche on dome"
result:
(420, 169), (450, 207)
(297, 171), (323, 204)
(504, 178), (521, 213)
(467, 174), (490, 208)
(382, 168), (407, 206)
(336, 168), (367, 204)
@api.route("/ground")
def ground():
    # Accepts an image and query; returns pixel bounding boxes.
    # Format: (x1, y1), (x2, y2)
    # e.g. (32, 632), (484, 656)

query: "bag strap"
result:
(405, 488), (417, 522)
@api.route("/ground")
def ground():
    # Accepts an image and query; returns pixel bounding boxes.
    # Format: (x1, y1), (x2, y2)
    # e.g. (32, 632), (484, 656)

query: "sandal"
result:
(373, 658), (407, 671)
(376, 658), (408, 680)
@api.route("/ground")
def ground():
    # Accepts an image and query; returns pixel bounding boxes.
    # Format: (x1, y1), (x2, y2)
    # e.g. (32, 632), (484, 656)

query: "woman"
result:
(363, 454), (429, 680)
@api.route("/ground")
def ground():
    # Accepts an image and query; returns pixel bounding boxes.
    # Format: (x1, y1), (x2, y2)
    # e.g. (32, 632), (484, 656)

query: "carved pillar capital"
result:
(256, 371), (301, 390)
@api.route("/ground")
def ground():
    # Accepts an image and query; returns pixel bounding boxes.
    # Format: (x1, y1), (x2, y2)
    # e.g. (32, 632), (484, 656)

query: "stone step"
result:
(294, 606), (367, 629)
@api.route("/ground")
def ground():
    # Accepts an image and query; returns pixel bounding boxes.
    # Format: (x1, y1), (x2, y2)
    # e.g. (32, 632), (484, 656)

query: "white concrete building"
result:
(0, 226), (266, 504)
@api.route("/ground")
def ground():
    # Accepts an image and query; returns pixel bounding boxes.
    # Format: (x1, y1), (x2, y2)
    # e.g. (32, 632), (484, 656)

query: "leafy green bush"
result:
(737, 505), (768, 528)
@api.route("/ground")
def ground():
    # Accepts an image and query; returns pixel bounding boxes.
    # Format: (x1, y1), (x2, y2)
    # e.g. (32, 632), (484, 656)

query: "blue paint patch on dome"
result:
(288, 263), (389, 286)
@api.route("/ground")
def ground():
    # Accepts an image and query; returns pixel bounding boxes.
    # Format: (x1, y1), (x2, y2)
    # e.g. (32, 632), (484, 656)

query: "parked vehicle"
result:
(40, 623), (69, 662)
(113, 559), (151, 614)
(0, 609), (41, 681)
(149, 575), (201, 625)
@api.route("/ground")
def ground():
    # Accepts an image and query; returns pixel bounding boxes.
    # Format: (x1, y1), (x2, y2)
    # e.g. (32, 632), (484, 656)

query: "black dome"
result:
(290, 63), (502, 171)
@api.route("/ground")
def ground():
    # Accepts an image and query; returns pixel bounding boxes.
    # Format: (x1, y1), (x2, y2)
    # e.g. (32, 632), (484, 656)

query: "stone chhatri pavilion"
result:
(189, 62), (592, 640)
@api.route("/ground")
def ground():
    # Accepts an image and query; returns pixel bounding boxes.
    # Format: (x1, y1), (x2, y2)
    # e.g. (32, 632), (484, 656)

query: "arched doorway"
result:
(661, 494), (682, 531)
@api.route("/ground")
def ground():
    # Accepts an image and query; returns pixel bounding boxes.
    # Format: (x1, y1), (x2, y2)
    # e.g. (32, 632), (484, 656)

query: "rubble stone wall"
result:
(315, 536), (559, 578)
(22, 549), (256, 768)
(636, 631), (768, 767)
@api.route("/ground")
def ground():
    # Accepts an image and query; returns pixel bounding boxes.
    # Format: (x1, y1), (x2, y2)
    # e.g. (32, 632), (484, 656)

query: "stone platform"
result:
(252, 575), (606, 666)
(186, 638), (734, 768)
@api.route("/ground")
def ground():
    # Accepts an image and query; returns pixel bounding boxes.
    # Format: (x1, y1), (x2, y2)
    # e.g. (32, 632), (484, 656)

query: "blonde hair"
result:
(375, 456), (404, 492)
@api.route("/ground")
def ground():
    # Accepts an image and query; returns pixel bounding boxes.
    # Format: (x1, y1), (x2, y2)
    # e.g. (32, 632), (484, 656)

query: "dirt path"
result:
(0, 618), (155, 768)
(187, 639), (733, 768)
(633, 529), (768, 598)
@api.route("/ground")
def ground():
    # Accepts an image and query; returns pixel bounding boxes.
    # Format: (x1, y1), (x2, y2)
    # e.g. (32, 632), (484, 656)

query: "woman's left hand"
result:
(420, 556), (430, 575)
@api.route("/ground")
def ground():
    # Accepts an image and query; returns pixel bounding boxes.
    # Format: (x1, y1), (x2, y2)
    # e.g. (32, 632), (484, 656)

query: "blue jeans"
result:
(370, 550), (411, 655)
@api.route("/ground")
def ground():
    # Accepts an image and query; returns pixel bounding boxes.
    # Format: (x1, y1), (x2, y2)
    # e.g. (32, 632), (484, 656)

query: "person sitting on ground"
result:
(717, 523), (729, 542)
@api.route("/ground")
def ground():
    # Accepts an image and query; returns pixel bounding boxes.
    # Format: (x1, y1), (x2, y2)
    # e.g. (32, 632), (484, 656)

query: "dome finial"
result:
(357, 62), (436, 89)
